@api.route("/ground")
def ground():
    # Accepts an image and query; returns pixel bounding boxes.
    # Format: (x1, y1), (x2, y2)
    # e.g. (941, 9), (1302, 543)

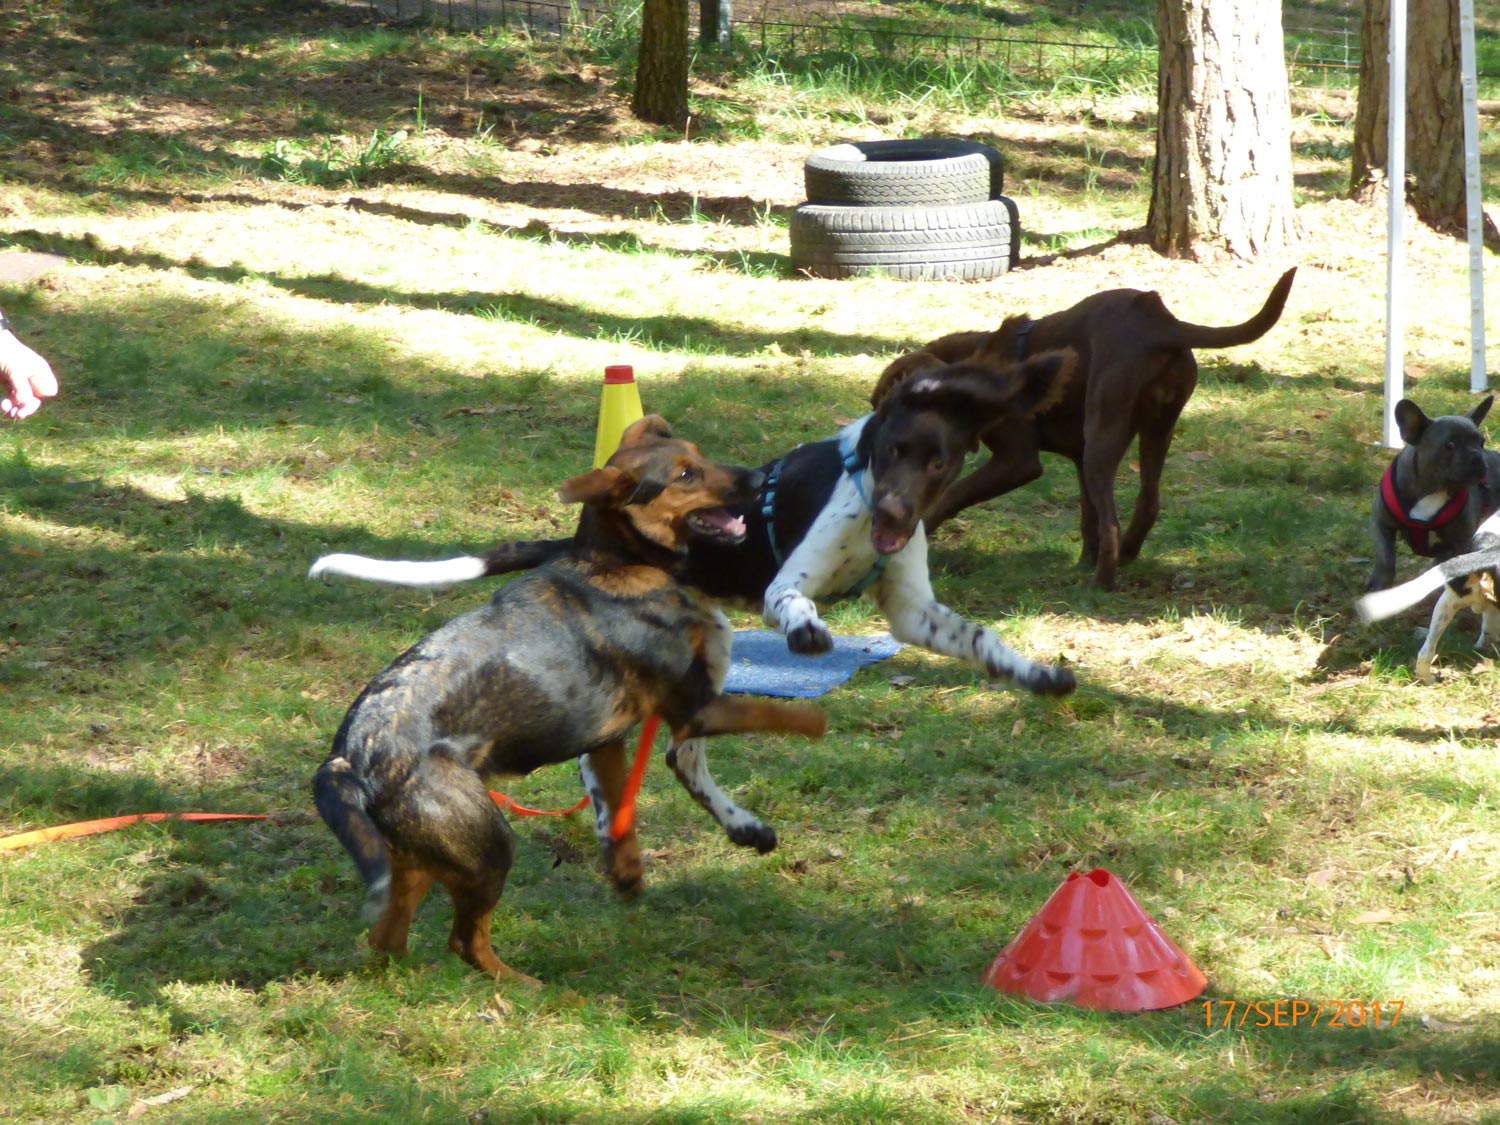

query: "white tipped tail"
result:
(308, 553), (487, 588)
(1356, 566), (1450, 623)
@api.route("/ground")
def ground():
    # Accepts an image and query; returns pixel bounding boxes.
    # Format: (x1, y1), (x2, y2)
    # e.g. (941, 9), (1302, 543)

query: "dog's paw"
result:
(727, 821), (778, 854)
(1033, 665), (1077, 696)
(786, 621), (833, 655)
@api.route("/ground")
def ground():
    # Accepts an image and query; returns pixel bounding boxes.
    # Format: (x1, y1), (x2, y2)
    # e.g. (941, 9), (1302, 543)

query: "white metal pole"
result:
(1459, 0), (1488, 394)
(1383, 0), (1408, 449)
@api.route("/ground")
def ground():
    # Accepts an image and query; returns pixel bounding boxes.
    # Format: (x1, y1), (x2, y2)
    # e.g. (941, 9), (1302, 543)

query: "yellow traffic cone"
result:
(594, 364), (644, 468)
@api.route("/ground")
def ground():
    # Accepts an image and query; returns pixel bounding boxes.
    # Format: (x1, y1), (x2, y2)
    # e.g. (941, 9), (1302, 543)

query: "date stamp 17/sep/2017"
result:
(1202, 1000), (1403, 1029)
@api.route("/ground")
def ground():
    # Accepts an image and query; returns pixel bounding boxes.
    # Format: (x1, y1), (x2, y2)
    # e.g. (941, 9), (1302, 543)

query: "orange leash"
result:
(611, 714), (660, 841)
(2, 718), (665, 852)
(489, 714), (661, 836)
(0, 812), (268, 853)
(488, 791), (591, 817)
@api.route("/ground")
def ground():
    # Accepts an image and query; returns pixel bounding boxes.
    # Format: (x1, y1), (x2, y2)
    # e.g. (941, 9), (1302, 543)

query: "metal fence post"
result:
(700, 0), (730, 47)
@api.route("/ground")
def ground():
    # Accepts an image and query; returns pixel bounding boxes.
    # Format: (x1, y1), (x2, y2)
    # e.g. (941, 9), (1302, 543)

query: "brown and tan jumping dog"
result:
(871, 268), (1297, 588)
(312, 415), (826, 982)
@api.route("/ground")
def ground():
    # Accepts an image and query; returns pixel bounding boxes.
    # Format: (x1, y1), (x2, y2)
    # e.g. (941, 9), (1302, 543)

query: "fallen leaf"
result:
(1011, 718), (1025, 737)
(1307, 867), (1338, 887)
(127, 1086), (195, 1119)
(1352, 909), (1399, 925)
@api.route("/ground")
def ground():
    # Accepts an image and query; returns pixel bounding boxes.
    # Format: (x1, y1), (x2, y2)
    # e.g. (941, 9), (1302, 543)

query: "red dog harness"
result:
(1379, 462), (1479, 556)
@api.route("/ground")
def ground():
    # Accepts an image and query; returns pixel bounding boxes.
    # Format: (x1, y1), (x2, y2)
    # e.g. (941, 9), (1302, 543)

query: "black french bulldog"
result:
(1367, 395), (1500, 592)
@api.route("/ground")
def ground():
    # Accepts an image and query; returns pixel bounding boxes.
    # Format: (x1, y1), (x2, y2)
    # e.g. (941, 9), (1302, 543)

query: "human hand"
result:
(0, 326), (58, 420)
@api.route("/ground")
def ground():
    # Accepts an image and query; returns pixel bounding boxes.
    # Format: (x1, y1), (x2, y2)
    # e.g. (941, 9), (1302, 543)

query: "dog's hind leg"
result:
(579, 739), (644, 895)
(367, 859), (434, 960)
(377, 748), (530, 982)
(1078, 415), (1136, 589)
(664, 609), (779, 853)
(1120, 394), (1189, 565)
(873, 529), (1076, 695)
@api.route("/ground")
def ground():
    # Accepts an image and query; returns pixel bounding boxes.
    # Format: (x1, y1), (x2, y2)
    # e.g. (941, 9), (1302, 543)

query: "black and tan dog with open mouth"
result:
(313, 415), (826, 982)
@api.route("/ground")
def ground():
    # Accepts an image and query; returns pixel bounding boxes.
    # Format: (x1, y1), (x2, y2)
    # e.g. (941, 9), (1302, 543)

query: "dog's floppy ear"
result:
(1470, 394), (1494, 427)
(618, 414), (673, 447)
(1394, 399), (1431, 446)
(871, 349), (947, 407)
(871, 331), (990, 407)
(898, 348), (1078, 421)
(558, 466), (628, 505)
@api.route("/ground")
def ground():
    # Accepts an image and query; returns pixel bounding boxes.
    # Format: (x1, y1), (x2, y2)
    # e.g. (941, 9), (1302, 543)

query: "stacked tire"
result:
(789, 139), (1020, 282)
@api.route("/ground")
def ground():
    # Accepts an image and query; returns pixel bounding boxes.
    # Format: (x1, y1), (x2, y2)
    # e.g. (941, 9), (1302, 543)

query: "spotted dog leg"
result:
(874, 529), (1076, 697)
(667, 609), (778, 853)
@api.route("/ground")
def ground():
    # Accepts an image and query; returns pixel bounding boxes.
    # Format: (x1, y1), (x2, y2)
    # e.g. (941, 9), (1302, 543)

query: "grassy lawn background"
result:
(3, 1), (1500, 1122)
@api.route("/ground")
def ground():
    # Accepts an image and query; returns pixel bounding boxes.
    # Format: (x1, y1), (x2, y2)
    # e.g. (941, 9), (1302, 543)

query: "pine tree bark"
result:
(632, 0), (690, 130)
(1350, 0), (1498, 246)
(1147, 0), (1298, 260)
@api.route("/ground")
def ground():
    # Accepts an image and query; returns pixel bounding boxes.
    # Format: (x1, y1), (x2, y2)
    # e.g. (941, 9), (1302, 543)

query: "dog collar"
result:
(1013, 320), (1034, 361)
(759, 458), (786, 566)
(837, 422), (876, 512)
(1380, 462), (1472, 556)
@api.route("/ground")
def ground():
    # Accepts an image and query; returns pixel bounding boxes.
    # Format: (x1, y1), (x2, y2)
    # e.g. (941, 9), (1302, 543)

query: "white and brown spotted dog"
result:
(310, 344), (1079, 855)
(1357, 508), (1500, 683)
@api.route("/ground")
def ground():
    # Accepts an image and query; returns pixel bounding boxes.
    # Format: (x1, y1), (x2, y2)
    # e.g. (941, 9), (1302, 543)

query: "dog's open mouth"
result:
(871, 526), (912, 555)
(686, 507), (748, 544)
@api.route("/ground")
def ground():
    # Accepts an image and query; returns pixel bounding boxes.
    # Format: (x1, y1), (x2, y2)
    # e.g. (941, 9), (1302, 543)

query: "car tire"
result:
(789, 199), (1019, 281)
(803, 139), (1004, 208)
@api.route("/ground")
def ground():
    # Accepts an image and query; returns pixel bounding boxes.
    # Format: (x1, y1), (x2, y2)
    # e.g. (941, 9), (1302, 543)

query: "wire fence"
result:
(334, 0), (1479, 85)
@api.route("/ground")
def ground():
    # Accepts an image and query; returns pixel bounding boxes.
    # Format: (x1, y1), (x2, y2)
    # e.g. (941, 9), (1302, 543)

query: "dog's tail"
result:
(308, 539), (572, 588)
(1356, 546), (1500, 623)
(313, 756), (392, 922)
(1167, 267), (1298, 350)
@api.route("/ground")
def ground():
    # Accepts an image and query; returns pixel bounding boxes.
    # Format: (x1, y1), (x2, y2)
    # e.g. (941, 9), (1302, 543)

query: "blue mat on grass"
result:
(721, 630), (903, 699)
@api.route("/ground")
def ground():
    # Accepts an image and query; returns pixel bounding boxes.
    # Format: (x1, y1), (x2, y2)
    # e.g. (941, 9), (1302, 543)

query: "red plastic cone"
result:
(981, 868), (1206, 1011)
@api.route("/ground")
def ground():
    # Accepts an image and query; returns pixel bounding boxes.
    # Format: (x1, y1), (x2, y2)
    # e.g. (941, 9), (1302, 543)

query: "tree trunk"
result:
(1147, 0), (1298, 260)
(632, 0), (690, 131)
(1351, 0), (1497, 245)
(1349, 0), (1389, 199)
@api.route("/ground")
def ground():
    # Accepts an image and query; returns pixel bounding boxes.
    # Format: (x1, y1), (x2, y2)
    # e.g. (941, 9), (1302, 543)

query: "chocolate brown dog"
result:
(312, 416), (826, 982)
(871, 268), (1297, 588)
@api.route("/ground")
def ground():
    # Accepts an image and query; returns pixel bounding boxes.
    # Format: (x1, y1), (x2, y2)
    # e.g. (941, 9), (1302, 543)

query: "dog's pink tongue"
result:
(871, 528), (909, 555)
(697, 509), (745, 537)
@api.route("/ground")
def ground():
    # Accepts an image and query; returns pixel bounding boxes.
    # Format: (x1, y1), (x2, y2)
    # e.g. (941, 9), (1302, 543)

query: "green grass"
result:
(4, 1), (1500, 1123)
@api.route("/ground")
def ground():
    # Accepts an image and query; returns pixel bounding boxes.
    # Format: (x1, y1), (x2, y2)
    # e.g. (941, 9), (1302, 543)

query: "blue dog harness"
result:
(758, 427), (889, 599)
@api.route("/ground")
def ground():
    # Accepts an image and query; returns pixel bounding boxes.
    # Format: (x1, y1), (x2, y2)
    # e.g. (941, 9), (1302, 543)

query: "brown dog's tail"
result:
(308, 538), (572, 589)
(1164, 266), (1297, 350)
(313, 756), (392, 922)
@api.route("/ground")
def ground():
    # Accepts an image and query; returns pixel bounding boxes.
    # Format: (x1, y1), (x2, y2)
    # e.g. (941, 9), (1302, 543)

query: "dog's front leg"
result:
(764, 580), (833, 655)
(763, 502), (862, 654)
(1414, 586), (1466, 684)
(873, 532), (1076, 696)
(579, 739), (643, 895)
(1367, 507), (1400, 592)
(665, 609), (779, 853)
